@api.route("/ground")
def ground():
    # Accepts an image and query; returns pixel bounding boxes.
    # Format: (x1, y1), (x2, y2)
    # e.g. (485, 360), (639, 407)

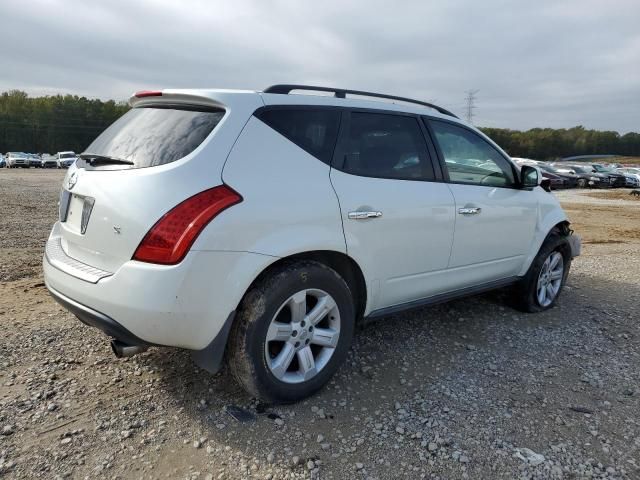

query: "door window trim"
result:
(422, 116), (522, 189)
(331, 108), (441, 183)
(252, 104), (523, 188)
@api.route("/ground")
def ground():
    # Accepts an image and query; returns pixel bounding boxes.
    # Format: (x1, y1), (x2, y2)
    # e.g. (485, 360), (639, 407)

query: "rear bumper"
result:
(43, 227), (274, 350)
(47, 284), (151, 346)
(46, 282), (237, 373)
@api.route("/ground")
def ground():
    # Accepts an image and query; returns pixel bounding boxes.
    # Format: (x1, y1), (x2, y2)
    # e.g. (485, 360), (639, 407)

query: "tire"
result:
(577, 178), (587, 188)
(511, 233), (572, 313)
(227, 261), (355, 404)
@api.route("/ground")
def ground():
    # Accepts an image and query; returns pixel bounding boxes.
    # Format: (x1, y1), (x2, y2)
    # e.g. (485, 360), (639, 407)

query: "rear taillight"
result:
(133, 185), (242, 265)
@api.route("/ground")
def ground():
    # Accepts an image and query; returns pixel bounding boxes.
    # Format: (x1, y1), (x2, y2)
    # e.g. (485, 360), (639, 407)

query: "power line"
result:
(464, 89), (479, 124)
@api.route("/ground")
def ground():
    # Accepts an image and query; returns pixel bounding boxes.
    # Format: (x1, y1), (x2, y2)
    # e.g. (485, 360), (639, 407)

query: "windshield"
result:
(80, 105), (225, 169)
(60, 153), (76, 159)
(593, 165), (612, 173)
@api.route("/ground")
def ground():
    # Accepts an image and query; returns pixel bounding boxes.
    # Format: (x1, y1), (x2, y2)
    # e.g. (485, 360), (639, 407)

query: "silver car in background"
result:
(6, 152), (30, 168)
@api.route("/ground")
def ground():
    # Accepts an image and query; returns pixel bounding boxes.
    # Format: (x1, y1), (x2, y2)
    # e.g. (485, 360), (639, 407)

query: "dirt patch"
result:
(562, 200), (640, 244)
(583, 190), (640, 202)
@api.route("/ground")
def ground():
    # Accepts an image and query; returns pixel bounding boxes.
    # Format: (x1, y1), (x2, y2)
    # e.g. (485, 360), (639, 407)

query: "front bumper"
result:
(588, 179), (609, 188)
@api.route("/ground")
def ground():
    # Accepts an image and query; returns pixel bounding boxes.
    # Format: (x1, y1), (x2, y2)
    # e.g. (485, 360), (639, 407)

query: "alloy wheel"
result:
(536, 251), (564, 307)
(264, 289), (341, 384)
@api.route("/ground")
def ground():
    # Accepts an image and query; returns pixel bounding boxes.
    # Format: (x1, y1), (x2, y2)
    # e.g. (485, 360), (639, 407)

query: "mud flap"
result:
(191, 311), (236, 374)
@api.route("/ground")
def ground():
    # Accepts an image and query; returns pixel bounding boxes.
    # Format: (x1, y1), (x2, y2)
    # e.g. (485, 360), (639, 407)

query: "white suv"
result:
(43, 85), (581, 403)
(56, 151), (78, 168)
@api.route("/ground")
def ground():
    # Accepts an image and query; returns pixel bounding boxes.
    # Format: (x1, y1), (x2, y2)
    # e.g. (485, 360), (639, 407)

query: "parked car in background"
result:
(617, 167), (640, 185)
(27, 153), (41, 168)
(549, 164), (594, 188)
(0, 154), (5, 168)
(555, 165), (611, 188)
(592, 164), (626, 188)
(43, 85), (580, 403)
(621, 174), (640, 188)
(41, 154), (58, 168)
(56, 151), (77, 168)
(538, 164), (578, 188)
(6, 152), (30, 168)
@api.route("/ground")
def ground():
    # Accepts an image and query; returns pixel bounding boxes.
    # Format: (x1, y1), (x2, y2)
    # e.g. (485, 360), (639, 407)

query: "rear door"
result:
(426, 118), (538, 287)
(330, 110), (456, 311)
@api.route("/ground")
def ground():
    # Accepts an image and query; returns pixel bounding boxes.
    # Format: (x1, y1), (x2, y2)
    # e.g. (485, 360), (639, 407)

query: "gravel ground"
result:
(1, 169), (638, 479)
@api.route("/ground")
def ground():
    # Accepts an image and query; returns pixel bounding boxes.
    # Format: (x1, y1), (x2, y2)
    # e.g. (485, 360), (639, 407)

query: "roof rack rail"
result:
(263, 84), (458, 119)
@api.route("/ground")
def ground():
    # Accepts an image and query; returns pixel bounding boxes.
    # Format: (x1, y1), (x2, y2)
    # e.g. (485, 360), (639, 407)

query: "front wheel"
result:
(577, 178), (587, 188)
(511, 234), (572, 313)
(227, 261), (355, 404)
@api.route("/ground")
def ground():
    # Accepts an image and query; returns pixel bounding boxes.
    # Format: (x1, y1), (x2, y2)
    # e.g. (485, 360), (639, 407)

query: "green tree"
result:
(0, 90), (129, 154)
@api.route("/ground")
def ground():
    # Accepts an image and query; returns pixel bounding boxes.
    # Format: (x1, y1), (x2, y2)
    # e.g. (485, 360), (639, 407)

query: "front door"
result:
(427, 119), (538, 289)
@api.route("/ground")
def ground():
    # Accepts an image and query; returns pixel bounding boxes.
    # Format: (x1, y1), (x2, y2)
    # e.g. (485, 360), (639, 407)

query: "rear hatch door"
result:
(54, 91), (260, 274)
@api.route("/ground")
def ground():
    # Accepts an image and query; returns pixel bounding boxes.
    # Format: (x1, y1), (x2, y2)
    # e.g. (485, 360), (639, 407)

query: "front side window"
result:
(341, 112), (434, 181)
(429, 120), (515, 187)
(256, 108), (340, 164)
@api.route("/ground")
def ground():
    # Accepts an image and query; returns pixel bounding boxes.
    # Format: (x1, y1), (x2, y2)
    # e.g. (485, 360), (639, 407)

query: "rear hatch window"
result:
(78, 105), (225, 169)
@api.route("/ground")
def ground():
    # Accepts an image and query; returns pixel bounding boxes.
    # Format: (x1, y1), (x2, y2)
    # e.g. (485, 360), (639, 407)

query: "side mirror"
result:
(521, 165), (541, 188)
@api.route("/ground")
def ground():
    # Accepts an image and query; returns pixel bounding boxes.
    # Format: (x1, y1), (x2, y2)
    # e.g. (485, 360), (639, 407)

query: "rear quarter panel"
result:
(197, 116), (346, 257)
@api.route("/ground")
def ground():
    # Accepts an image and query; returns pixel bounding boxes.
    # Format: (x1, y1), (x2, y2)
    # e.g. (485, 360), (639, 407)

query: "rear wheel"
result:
(228, 261), (355, 404)
(577, 178), (587, 188)
(511, 234), (571, 312)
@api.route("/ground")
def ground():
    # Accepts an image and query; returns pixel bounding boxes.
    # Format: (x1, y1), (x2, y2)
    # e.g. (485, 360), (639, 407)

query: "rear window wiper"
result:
(79, 153), (134, 166)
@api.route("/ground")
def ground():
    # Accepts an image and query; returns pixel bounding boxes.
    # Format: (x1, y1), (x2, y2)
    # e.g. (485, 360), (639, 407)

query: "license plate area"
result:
(60, 191), (94, 234)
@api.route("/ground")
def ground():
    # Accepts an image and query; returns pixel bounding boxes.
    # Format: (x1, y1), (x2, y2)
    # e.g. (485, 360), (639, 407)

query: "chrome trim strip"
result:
(45, 237), (113, 284)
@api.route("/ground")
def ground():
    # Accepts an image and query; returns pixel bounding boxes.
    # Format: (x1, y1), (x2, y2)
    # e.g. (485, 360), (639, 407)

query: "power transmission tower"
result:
(464, 89), (479, 124)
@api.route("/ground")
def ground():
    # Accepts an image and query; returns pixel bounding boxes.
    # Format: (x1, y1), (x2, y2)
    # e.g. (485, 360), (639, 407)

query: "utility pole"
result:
(464, 89), (479, 124)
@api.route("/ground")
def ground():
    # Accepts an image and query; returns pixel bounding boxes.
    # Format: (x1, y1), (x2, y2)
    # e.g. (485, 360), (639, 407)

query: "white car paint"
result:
(331, 168), (456, 310)
(43, 87), (576, 365)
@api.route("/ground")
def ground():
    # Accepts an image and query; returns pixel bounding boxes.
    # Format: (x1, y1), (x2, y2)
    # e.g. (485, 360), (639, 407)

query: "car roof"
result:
(129, 87), (461, 123)
(128, 86), (512, 162)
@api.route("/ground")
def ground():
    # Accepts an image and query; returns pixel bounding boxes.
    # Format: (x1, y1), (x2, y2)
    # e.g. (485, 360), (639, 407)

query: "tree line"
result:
(0, 90), (129, 154)
(480, 126), (640, 160)
(1, 90), (639, 159)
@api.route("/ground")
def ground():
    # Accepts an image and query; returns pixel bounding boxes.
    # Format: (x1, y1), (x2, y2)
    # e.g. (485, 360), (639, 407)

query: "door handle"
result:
(458, 207), (481, 215)
(348, 211), (383, 220)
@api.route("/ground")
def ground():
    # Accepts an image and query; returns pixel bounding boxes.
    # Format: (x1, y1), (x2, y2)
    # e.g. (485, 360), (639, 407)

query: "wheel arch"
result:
(242, 250), (369, 322)
(518, 217), (572, 277)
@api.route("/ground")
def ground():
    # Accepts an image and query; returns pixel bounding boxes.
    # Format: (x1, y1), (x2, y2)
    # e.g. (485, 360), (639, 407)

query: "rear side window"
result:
(256, 108), (340, 164)
(80, 106), (225, 169)
(341, 112), (434, 181)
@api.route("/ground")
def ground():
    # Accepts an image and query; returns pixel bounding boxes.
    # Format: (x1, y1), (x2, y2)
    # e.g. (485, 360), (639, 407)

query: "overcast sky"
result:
(1, 0), (638, 132)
